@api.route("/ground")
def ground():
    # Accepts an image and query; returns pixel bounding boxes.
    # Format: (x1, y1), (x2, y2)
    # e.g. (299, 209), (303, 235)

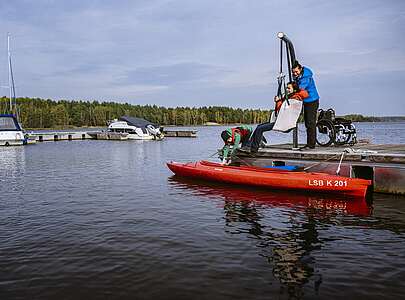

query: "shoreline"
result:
(24, 120), (405, 131)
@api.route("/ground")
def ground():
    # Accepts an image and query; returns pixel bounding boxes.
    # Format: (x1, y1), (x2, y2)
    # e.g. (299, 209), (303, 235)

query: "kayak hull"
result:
(167, 161), (372, 198)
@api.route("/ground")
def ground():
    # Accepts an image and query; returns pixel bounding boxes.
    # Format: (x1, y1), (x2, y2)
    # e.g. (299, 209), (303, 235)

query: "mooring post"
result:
(293, 125), (298, 149)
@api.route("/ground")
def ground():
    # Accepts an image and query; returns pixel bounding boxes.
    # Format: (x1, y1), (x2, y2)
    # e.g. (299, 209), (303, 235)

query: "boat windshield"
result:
(0, 116), (18, 130)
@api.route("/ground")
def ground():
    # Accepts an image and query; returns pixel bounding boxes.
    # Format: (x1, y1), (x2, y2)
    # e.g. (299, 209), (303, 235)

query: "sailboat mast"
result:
(7, 33), (12, 113)
(7, 33), (17, 119)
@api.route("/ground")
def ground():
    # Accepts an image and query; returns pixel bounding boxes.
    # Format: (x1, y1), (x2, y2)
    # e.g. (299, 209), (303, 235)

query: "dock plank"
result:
(250, 143), (405, 164)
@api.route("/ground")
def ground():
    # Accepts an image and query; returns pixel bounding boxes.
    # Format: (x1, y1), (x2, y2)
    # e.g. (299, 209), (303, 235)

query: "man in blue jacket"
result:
(292, 61), (320, 149)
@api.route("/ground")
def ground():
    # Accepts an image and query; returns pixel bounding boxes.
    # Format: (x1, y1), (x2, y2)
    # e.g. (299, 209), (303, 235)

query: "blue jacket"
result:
(296, 66), (319, 103)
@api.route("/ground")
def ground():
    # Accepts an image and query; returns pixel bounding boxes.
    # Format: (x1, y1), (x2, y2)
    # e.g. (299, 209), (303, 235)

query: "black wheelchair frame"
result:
(316, 108), (357, 147)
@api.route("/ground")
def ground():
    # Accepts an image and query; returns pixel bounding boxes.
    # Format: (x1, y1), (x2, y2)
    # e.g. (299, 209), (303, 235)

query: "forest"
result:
(1, 96), (402, 129)
(0, 96), (271, 128)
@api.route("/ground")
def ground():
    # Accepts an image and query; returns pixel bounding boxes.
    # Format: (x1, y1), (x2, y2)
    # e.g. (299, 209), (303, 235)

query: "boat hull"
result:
(0, 115), (26, 146)
(126, 133), (156, 140)
(167, 161), (372, 198)
(0, 130), (25, 146)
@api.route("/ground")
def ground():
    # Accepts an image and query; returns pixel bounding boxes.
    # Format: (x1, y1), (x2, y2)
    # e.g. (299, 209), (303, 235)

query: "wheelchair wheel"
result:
(316, 119), (335, 147)
(335, 124), (352, 145)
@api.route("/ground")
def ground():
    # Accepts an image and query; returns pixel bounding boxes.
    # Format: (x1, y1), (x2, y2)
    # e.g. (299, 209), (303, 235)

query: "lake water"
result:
(1, 122), (405, 299)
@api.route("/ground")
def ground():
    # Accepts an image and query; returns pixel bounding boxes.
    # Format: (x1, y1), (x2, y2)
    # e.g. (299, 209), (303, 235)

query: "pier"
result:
(27, 129), (197, 142)
(28, 131), (93, 142)
(235, 143), (405, 195)
(162, 129), (197, 137)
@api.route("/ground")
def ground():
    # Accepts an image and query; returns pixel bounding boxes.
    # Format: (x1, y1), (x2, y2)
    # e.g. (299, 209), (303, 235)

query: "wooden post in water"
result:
(293, 125), (298, 149)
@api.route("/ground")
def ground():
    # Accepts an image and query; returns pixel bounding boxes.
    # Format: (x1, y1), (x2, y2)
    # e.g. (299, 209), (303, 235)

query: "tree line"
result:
(2, 96), (402, 129)
(0, 96), (272, 129)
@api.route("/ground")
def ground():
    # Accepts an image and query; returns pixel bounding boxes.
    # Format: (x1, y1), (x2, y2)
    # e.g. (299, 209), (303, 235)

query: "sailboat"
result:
(0, 33), (27, 146)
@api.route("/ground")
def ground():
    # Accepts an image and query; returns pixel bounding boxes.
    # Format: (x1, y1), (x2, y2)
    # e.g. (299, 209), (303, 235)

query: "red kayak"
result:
(167, 160), (372, 198)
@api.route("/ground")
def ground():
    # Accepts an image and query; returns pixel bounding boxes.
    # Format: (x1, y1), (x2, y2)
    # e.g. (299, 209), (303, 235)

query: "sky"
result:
(0, 0), (404, 116)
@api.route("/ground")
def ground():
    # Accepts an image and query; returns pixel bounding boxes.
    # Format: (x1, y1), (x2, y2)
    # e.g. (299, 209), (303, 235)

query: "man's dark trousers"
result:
(249, 122), (275, 151)
(303, 100), (319, 148)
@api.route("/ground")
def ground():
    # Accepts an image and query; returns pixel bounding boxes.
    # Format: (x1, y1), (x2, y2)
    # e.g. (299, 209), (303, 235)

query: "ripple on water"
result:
(1, 125), (405, 299)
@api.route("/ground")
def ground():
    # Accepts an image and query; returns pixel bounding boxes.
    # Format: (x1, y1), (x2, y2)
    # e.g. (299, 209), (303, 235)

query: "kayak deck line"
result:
(167, 160), (372, 199)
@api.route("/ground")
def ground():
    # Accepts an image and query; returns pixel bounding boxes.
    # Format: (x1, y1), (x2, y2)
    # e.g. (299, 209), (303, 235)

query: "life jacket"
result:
(274, 89), (309, 114)
(231, 126), (252, 143)
(291, 89), (309, 101)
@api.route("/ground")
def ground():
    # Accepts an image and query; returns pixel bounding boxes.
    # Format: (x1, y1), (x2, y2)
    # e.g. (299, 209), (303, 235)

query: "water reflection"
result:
(0, 147), (26, 193)
(168, 176), (372, 216)
(168, 176), (372, 298)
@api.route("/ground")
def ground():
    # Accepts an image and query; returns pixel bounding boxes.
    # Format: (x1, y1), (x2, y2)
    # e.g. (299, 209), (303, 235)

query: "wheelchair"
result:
(316, 108), (357, 147)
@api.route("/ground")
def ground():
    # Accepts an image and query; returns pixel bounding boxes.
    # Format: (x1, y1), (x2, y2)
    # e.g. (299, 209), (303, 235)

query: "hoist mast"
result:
(277, 32), (299, 149)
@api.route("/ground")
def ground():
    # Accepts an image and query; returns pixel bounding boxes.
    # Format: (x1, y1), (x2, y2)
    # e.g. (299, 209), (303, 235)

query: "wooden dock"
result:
(27, 129), (197, 142)
(28, 132), (94, 142)
(234, 142), (405, 195)
(28, 131), (92, 142)
(163, 130), (197, 137)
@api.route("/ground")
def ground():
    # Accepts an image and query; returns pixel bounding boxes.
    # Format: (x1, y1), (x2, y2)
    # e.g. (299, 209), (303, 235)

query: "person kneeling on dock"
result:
(246, 81), (309, 153)
(220, 125), (253, 164)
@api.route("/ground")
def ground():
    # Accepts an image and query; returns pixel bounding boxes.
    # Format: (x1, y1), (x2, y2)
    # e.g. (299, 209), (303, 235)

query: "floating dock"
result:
(163, 129), (197, 137)
(28, 131), (93, 142)
(234, 143), (405, 195)
(27, 129), (197, 142)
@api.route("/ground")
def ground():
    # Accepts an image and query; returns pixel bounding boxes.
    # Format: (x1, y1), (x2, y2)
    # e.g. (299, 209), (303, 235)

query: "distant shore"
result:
(24, 118), (405, 131)
(2, 96), (404, 130)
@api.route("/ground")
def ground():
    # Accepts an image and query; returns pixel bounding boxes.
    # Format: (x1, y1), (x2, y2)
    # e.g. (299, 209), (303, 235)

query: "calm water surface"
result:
(1, 122), (405, 299)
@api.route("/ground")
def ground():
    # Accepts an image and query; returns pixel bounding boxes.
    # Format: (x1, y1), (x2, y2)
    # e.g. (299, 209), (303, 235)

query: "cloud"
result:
(121, 62), (231, 86)
(0, 0), (404, 115)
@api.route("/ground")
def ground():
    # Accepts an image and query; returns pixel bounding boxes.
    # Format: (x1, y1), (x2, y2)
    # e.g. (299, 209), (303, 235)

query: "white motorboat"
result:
(107, 116), (164, 140)
(0, 114), (26, 146)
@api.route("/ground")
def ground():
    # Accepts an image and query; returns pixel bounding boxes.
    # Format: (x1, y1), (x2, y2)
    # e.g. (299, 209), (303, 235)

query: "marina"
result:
(5, 125), (405, 195)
